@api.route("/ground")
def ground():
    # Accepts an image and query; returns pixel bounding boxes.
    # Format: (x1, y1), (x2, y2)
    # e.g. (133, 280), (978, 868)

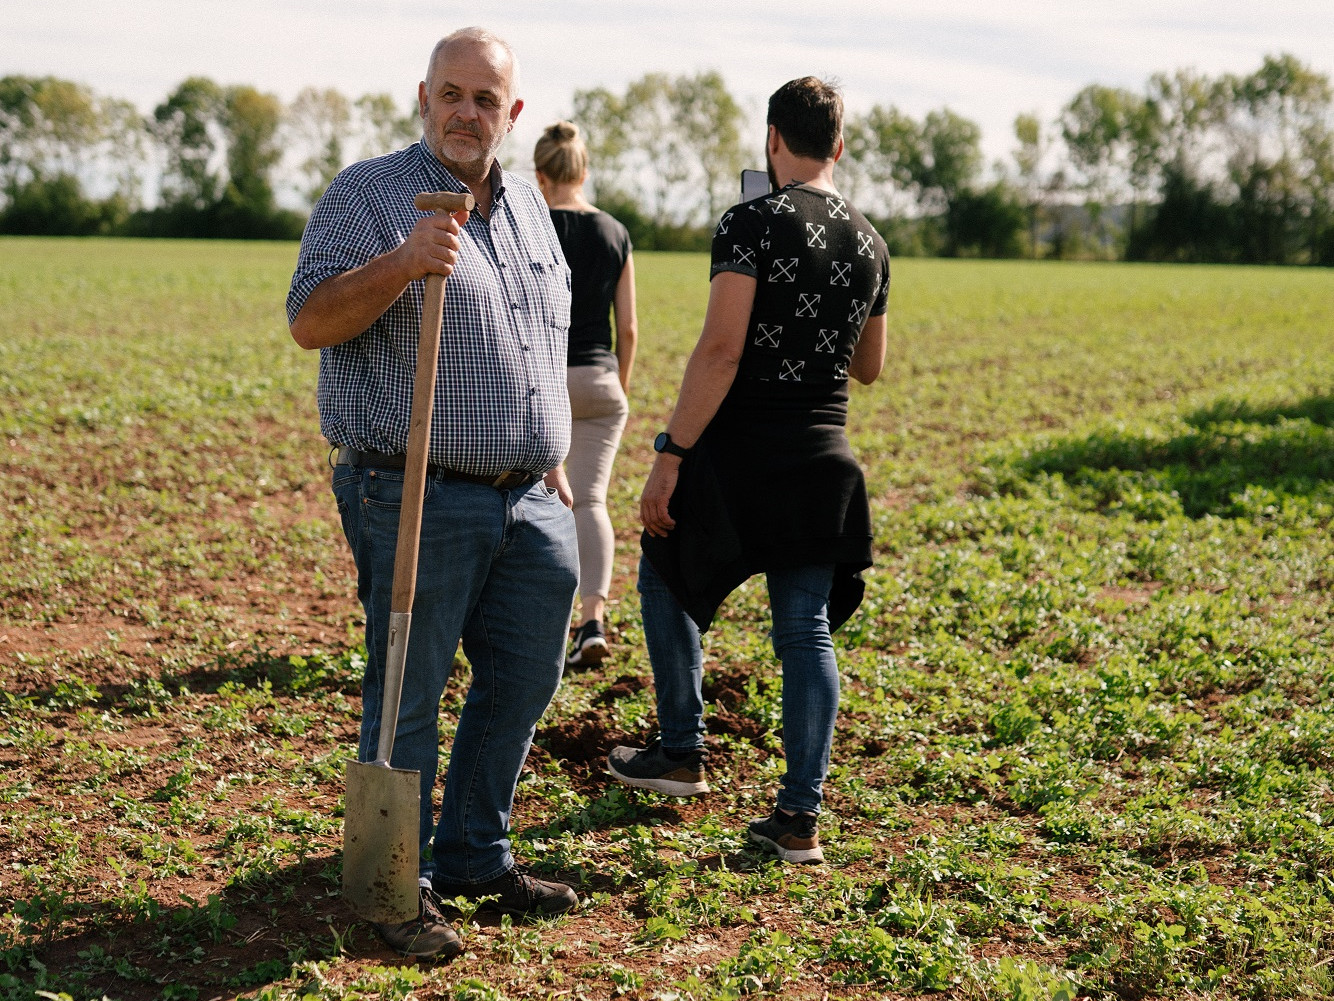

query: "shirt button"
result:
(521, 344), (531, 352)
(528, 388), (536, 396)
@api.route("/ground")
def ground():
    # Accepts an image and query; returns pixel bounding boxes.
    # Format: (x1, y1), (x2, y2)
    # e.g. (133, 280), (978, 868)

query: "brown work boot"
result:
(371, 885), (463, 959)
(433, 864), (579, 918)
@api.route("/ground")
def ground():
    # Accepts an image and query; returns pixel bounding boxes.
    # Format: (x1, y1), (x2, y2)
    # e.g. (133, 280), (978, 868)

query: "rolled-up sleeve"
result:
(286, 178), (390, 324)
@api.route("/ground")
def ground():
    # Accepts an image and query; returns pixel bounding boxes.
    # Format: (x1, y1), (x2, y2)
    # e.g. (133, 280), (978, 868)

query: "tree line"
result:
(2, 53), (1332, 264)
(0, 76), (419, 240)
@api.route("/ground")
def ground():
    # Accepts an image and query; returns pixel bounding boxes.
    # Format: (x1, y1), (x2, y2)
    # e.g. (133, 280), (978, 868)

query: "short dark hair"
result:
(767, 77), (843, 160)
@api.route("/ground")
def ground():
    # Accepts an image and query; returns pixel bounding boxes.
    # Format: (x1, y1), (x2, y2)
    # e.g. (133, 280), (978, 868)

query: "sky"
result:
(5, 0), (1333, 175)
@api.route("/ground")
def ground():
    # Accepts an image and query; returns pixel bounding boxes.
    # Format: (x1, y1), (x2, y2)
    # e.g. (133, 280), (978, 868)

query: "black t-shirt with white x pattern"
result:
(710, 182), (889, 408)
(641, 181), (890, 631)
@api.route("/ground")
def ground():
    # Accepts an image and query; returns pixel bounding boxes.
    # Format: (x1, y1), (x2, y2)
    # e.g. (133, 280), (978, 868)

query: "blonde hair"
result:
(533, 121), (588, 184)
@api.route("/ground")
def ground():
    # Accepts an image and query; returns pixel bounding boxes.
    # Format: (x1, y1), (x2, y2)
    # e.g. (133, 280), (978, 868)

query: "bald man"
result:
(289, 27), (579, 959)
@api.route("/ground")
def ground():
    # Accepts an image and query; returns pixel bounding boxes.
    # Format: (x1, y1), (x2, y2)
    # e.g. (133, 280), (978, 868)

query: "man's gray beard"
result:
(441, 138), (487, 169)
(426, 121), (503, 180)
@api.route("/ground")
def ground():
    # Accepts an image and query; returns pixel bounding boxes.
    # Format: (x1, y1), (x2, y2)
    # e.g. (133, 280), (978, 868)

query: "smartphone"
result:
(740, 168), (770, 202)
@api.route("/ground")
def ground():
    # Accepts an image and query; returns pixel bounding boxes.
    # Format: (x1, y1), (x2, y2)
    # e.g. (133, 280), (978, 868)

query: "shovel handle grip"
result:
(414, 191), (475, 214)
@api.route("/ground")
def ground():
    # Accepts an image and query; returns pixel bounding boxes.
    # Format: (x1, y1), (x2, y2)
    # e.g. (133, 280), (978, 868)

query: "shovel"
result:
(343, 189), (476, 923)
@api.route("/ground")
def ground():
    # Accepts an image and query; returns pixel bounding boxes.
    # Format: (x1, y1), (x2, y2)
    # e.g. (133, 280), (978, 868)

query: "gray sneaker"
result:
(371, 886), (463, 959)
(748, 807), (824, 864)
(607, 738), (709, 797)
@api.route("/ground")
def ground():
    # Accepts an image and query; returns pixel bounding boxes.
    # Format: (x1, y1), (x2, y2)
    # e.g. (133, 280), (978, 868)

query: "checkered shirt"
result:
(287, 140), (572, 476)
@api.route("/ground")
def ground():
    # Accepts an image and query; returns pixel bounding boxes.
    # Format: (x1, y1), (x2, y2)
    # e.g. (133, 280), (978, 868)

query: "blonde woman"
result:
(534, 121), (638, 667)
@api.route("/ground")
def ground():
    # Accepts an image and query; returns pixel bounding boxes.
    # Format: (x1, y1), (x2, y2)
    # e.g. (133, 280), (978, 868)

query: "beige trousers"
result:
(565, 364), (630, 606)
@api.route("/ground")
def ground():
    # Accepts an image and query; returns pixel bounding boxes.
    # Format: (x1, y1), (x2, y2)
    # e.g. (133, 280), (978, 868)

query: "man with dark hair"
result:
(288, 26), (580, 960)
(765, 75), (844, 165)
(607, 76), (890, 865)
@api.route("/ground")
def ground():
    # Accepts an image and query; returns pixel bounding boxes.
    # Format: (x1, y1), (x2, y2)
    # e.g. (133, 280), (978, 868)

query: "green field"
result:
(1, 237), (1333, 1001)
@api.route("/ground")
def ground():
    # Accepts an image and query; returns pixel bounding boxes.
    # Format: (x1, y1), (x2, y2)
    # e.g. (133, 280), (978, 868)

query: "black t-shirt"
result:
(711, 182), (890, 419)
(641, 183), (892, 633)
(548, 209), (632, 370)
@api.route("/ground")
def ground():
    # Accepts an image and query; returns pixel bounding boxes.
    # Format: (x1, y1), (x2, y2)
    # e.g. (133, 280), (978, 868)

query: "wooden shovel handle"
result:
(388, 191), (473, 615)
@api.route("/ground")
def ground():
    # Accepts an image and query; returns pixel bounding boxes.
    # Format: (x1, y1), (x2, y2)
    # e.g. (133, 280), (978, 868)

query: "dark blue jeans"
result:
(334, 466), (578, 882)
(637, 555), (840, 815)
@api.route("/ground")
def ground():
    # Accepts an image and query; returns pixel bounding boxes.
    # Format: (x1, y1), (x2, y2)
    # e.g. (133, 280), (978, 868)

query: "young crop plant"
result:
(1, 243), (1332, 999)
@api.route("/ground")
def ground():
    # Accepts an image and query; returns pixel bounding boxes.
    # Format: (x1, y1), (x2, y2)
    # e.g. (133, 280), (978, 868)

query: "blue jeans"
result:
(334, 465), (578, 882)
(637, 555), (839, 815)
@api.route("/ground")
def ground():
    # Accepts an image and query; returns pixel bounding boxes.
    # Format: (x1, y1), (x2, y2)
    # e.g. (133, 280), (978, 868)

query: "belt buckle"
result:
(490, 471), (525, 490)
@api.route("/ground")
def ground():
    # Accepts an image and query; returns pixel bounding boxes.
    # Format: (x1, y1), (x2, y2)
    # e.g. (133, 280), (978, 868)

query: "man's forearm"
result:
(290, 247), (414, 350)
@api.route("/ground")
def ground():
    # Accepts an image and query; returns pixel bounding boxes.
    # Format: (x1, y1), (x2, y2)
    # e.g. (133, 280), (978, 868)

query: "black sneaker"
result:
(748, 807), (824, 864)
(432, 865), (578, 919)
(567, 620), (609, 667)
(371, 885), (463, 959)
(607, 738), (710, 797)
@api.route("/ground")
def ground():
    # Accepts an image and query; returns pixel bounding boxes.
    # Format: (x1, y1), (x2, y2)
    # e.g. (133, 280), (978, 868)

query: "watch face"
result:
(654, 432), (687, 457)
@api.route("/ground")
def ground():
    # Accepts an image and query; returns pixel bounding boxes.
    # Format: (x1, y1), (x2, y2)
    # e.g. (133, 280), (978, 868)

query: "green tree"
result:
(1221, 53), (1333, 262)
(0, 173), (123, 235)
(671, 70), (746, 223)
(1060, 84), (1148, 255)
(625, 72), (691, 227)
(222, 84), (283, 212)
(355, 92), (420, 159)
(572, 71), (747, 236)
(1012, 112), (1046, 257)
(153, 76), (226, 209)
(853, 104), (923, 194)
(842, 104), (924, 238)
(1143, 67), (1222, 181)
(949, 181), (1026, 258)
(0, 75), (103, 187)
(845, 105), (985, 255)
(904, 109), (984, 255)
(286, 86), (352, 204)
(101, 96), (149, 209)
(0, 75), (140, 233)
(570, 85), (633, 204)
(149, 77), (296, 237)
(1122, 98), (1162, 245)
(918, 108), (983, 216)
(837, 112), (878, 208)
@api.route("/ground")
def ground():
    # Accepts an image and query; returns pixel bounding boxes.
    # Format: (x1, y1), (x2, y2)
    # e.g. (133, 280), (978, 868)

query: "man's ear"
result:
(767, 124), (781, 156)
(833, 136), (845, 163)
(418, 81), (428, 119)
(508, 98), (525, 132)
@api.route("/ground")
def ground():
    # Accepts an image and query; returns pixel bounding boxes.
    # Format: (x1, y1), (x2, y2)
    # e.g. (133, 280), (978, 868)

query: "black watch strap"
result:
(653, 431), (690, 458)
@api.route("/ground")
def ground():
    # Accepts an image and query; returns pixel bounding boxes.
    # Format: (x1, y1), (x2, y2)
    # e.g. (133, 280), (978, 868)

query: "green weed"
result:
(1, 243), (1332, 999)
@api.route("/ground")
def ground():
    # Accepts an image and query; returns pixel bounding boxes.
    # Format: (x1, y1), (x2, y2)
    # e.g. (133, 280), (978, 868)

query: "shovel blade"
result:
(343, 760), (421, 924)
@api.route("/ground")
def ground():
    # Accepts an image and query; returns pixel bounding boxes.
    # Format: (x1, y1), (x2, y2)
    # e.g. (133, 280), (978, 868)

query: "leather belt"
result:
(335, 447), (536, 490)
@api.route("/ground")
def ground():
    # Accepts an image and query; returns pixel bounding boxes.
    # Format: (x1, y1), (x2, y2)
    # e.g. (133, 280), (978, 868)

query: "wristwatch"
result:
(653, 432), (691, 458)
